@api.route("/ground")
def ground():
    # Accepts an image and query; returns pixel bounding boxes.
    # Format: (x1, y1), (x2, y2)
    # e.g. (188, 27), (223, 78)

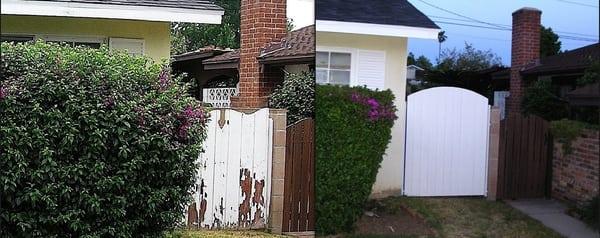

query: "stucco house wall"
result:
(317, 31), (408, 197)
(1, 15), (171, 61)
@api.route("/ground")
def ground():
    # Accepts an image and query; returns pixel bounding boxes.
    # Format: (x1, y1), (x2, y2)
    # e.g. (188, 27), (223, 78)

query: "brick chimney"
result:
(231, 0), (287, 108)
(506, 7), (541, 115)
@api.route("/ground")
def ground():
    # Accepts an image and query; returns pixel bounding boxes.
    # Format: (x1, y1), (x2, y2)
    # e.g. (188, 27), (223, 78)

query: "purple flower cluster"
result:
(103, 96), (115, 109)
(134, 106), (146, 127)
(158, 69), (170, 91)
(0, 86), (6, 100)
(177, 105), (206, 141)
(350, 92), (397, 122)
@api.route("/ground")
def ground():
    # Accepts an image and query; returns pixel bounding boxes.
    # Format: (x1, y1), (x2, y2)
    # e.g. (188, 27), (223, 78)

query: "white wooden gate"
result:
(404, 87), (490, 196)
(186, 108), (273, 229)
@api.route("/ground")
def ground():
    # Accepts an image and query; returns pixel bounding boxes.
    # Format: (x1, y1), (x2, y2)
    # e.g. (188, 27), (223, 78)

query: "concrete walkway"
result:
(507, 199), (598, 238)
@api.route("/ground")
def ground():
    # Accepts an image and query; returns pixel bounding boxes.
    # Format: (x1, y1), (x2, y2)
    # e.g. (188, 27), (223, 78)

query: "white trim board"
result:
(1, 0), (224, 24)
(316, 20), (440, 39)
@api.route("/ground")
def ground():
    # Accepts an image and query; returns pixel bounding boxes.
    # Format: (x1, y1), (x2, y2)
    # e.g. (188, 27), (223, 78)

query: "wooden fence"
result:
(497, 114), (552, 199)
(282, 118), (315, 233)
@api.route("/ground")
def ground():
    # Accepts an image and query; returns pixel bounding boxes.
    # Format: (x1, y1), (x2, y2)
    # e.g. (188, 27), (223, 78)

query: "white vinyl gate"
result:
(404, 87), (490, 196)
(186, 108), (273, 228)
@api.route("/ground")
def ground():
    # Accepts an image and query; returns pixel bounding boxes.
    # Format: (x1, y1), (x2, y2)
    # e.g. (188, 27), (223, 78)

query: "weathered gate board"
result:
(282, 118), (315, 232)
(404, 87), (490, 196)
(497, 114), (552, 199)
(186, 108), (273, 229)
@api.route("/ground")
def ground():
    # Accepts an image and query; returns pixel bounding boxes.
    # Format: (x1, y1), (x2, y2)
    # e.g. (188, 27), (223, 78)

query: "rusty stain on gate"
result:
(185, 109), (273, 229)
(238, 168), (252, 227)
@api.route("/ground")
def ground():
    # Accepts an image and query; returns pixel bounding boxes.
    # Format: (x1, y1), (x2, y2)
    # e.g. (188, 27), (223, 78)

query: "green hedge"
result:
(522, 79), (569, 121)
(0, 42), (207, 237)
(315, 85), (396, 235)
(269, 72), (315, 124)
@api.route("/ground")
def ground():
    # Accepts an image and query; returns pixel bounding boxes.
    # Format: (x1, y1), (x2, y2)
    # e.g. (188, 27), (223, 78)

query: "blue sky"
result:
(407, 0), (599, 66)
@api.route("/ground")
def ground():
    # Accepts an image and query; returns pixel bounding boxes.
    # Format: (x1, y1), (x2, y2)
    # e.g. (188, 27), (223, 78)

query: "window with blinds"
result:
(109, 38), (145, 56)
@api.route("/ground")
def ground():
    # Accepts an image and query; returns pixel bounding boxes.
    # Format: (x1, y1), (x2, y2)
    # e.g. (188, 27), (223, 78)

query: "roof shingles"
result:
(316, 0), (439, 29)
(258, 25), (315, 62)
(203, 49), (240, 64)
(202, 25), (315, 65)
(522, 43), (600, 75)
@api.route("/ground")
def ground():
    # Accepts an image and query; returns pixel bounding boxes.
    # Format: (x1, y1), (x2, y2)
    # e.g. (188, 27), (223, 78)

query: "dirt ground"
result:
(351, 199), (434, 237)
(333, 197), (565, 238)
(353, 213), (433, 237)
(347, 197), (563, 238)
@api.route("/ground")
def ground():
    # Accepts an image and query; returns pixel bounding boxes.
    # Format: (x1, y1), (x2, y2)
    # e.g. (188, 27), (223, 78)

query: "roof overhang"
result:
(173, 50), (232, 62)
(258, 54), (315, 65)
(201, 55), (316, 70)
(316, 20), (440, 39)
(204, 62), (238, 70)
(521, 67), (588, 77)
(566, 83), (600, 106)
(407, 65), (425, 71)
(1, 0), (224, 24)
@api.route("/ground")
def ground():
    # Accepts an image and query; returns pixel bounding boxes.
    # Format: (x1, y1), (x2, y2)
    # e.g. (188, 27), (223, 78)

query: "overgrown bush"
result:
(522, 79), (569, 121)
(315, 85), (396, 235)
(269, 72), (315, 124)
(0, 42), (207, 237)
(577, 60), (600, 86)
(550, 119), (599, 153)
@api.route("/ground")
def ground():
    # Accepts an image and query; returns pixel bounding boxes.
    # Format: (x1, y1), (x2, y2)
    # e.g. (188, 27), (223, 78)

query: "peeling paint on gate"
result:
(239, 168), (252, 227)
(187, 202), (198, 227)
(185, 109), (273, 229)
(199, 195), (207, 225)
(252, 178), (266, 228)
(199, 179), (207, 225)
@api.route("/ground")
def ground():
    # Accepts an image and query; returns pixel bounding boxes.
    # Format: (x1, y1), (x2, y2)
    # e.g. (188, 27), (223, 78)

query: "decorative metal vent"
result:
(202, 87), (239, 108)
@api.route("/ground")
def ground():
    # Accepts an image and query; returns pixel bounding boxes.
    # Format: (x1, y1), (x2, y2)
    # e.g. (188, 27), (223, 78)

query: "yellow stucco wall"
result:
(317, 31), (408, 197)
(1, 15), (171, 62)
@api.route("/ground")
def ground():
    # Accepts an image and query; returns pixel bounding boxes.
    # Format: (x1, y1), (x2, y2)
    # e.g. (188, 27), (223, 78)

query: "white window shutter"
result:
(109, 38), (145, 56)
(357, 50), (386, 90)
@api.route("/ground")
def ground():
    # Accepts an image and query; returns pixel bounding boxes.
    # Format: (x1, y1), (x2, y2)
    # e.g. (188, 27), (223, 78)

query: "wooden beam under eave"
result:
(204, 62), (239, 70)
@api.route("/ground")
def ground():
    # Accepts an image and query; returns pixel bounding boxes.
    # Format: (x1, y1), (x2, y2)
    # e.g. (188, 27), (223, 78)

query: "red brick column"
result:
(231, 0), (287, 108)
(506, 7), (541, 115)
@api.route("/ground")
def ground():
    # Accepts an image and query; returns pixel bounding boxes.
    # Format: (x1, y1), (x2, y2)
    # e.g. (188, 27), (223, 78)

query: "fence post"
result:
(487, 107), (501, 200)
(268, 109), (287, 234)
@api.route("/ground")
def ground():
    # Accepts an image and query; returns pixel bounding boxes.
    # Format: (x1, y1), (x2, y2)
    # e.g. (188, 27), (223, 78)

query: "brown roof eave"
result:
(566, 96), (600, 106)
(203, 60), (239, 70)
(203, 58), (239, 65)
(521, 67), (588, 76)
(565, 83), (600, 106)
(258, 54), (315, 65)
(173, 51), (218, 62)
(204, 62), (239, 70)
